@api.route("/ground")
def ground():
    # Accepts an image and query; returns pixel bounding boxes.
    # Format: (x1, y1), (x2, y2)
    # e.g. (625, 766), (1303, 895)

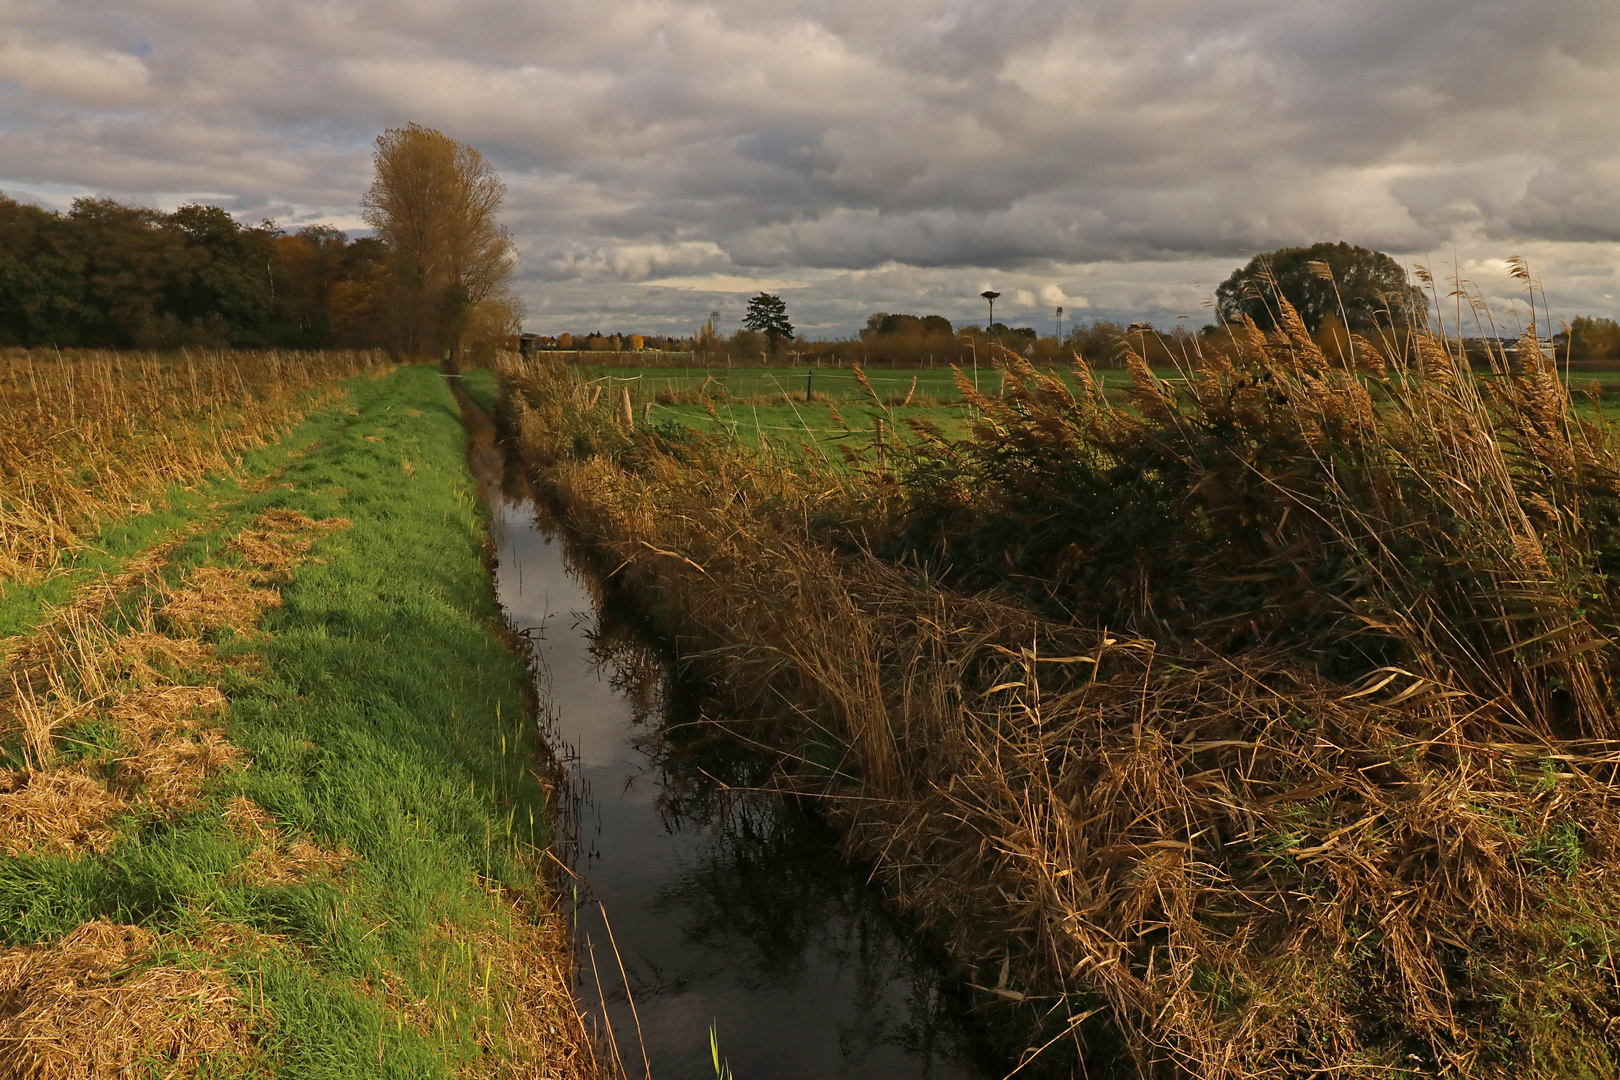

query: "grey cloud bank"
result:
(3, 0), (1619, 336)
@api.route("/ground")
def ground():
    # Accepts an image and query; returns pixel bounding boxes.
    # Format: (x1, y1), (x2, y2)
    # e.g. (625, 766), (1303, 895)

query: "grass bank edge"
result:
(2, 364), (597, 1077)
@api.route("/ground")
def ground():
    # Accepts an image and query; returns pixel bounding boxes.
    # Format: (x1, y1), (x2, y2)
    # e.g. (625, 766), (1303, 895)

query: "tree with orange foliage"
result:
(361, 123), (521, 360)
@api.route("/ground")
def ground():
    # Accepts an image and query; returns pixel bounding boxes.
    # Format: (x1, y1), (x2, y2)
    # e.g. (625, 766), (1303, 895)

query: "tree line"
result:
(0, 195), (377, 349)
(0, 123), (520, 358)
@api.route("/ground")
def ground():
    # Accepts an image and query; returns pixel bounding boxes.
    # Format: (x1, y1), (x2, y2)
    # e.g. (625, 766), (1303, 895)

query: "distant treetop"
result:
(1215, 242), (1427, 334)
(0, 190), (387, 349)
(862, 312), (953, 339)
(742, 292), (794, 349)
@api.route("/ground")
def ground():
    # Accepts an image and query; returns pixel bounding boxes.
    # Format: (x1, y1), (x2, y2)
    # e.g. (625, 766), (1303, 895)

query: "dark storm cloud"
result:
(2, 0), (1619, 331)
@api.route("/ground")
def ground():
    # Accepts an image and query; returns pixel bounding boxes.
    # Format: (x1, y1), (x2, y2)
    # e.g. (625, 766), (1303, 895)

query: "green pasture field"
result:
(512, 363), (1620, 463)
(1565, 371), (1620, 414)
(575, 363), (1156, 405)
(563, 363), (1155, 465)
(647, 400), (968, 462)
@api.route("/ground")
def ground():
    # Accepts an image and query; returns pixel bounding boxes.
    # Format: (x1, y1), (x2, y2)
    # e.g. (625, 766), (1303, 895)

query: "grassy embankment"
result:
(495, 306), (1620, 1079)
(1, 358), (597, 1078)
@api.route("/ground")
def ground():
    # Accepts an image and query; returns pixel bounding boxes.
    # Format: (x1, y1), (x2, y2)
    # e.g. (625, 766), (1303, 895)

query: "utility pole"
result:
(980, 290), (1000, 348)
(1056, 305), (1064, 344)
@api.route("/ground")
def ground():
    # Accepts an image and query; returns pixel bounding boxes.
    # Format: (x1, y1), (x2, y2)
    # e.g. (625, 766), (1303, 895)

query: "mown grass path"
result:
(1, 365), (595, 1078)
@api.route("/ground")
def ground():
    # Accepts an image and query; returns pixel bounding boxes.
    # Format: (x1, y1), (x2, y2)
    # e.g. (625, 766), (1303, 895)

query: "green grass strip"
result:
(457, 368), (500, 416)
(0, 365), (557, 1077)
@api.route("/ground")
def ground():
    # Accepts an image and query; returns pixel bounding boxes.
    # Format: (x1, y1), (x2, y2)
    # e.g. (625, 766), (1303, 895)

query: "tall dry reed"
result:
(0, 347), (386, 582)
(497, 326), (1620, 1078)
(883, 300), (1620, 743)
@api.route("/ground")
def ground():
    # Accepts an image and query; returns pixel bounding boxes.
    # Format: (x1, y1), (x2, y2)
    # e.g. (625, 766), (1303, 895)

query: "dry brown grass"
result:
(0, 512), (227, 669)
(159, 509), (351, 637)
(0, 921), (257, 1080)
(0, 768), (126, 856)
(226, 509), (351, 574)
(0, 348), (384, 583)
(0, 509), (353, 856)
(158, 566), (284, 637)
(502, 330), (1620, 1077)
(222, 797), (357, 885)
(0, 666), (235, 856)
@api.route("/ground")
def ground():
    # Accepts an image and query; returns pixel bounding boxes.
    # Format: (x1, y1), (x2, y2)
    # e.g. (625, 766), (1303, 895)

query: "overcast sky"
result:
(3, 0), (1619, 338)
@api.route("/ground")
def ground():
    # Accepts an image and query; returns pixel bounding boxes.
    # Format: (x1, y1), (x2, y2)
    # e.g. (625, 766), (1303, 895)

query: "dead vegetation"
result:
(0, 920), (258, 1080)
(0, 612), (232, 853)
(0, 512), (226, 669)
(223, 796), (357, 885)
(159, 509), (350, 636)
(0, 508), (352, 856)
(497, 277), (1620, 1079)
(365, 878), (601, 1080)
(468, 889), (602, 1080)
(0, 347), (385, 583)
(0, 768), (125, 856)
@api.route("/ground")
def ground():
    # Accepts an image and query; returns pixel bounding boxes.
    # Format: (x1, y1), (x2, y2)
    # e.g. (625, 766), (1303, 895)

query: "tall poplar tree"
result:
(360, 123), (520, 359)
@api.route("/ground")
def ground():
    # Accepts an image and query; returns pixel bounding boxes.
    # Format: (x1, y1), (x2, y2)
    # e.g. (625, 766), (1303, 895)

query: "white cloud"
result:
(0, 0), (1618, 333)
(0, 36), (151, 106)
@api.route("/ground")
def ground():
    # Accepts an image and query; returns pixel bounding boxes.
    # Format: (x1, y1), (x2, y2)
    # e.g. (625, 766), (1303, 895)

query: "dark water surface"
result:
(461, 401), (1003, 1079)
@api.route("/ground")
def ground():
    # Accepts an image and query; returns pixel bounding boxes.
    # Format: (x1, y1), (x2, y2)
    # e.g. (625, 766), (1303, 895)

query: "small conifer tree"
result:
(743, 292), (794, 351)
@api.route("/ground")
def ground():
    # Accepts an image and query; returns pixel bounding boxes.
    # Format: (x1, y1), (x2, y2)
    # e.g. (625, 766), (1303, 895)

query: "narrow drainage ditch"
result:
(461, 393), (1008, 1079)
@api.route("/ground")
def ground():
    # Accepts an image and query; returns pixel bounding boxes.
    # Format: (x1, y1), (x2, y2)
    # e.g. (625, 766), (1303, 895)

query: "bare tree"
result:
(360, 123), (520, 359)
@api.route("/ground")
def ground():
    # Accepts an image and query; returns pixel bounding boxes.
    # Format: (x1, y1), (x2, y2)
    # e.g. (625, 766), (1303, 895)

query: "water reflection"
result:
(458, 391), (1003, 1079)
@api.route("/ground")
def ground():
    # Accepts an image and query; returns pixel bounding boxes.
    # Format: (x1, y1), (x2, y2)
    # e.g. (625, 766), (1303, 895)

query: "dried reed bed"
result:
(892, 309), (1620, 744)
(0, 347), (386, 582)
(499, 336), (1620, 1077)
